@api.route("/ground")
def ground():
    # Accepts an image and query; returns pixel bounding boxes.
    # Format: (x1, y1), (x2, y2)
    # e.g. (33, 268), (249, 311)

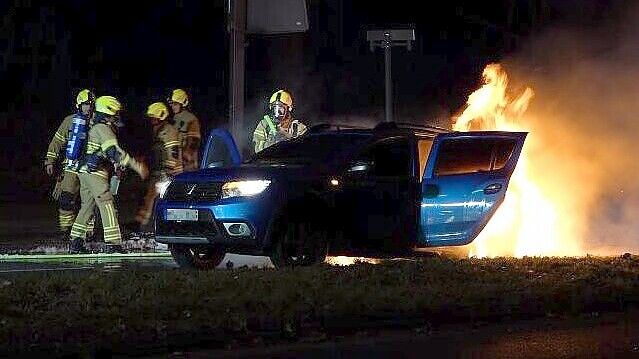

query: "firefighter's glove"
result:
(129, 158), (149, 180)
(45, 164), (54, 176)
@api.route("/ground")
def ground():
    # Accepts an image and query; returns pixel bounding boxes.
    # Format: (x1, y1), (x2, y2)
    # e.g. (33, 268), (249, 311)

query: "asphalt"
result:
(0, 252), (278, 274)
(152, 312), (639, 359)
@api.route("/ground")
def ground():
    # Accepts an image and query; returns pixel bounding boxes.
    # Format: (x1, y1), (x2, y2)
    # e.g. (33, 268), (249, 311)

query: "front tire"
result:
(269, 215), (328, 268)
(169, 244), (226, 269)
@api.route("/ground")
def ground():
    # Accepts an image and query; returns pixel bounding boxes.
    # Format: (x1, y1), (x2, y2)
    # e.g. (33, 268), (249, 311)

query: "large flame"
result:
(454, 64), (583, 257)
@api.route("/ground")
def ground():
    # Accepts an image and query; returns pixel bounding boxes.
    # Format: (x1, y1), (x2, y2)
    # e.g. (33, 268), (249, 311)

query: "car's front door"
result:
(200, 128), (242, 169)
(419, 131), (527, 247)
(339, 137), (417, 252)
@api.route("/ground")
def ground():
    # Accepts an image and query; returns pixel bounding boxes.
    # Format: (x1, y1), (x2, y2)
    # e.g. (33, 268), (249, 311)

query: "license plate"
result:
(166, 209), (199, 221)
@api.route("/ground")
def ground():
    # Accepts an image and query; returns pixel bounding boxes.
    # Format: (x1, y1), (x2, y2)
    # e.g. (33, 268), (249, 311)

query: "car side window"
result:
(358, 138), (412, 177)
(204, 135), (233, 168)
(434, 138), (516, 176)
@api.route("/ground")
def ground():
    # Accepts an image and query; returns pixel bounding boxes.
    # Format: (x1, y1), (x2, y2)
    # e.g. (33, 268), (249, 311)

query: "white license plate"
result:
(166, 209), (199, 221)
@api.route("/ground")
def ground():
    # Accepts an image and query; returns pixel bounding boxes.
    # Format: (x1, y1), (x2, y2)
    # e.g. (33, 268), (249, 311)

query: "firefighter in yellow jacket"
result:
(168, 89), (201, 171)
(68, 96), (148, 253)
(44, 89), (95, 235)
(135, 102), (183, 228)
(253, 89), (307, 154)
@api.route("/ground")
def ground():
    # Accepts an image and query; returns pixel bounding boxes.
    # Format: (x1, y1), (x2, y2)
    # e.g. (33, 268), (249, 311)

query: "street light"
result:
(366, 28), (415, 123)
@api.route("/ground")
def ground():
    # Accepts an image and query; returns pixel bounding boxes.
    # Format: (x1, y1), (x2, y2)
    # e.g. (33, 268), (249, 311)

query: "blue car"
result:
(154, 122), (526, 269)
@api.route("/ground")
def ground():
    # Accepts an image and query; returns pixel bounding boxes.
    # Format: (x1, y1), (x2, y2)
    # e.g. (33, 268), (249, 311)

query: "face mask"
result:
(271, 103), (288, 122)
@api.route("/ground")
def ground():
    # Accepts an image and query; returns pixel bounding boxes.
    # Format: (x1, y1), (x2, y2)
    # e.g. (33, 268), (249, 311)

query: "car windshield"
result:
(248, 133), (371, 164)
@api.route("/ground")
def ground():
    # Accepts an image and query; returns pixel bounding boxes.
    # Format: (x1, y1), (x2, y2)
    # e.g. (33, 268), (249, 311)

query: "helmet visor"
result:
(271, 102), (288, 121)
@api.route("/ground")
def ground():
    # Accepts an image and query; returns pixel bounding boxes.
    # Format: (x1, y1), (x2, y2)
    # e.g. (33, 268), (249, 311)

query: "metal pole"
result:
(383, 32), (392, 123)
(229, 0), (246, 150)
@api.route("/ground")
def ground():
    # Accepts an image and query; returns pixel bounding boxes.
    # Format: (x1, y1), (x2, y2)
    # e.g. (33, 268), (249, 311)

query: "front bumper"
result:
(154, 193), (279, 254)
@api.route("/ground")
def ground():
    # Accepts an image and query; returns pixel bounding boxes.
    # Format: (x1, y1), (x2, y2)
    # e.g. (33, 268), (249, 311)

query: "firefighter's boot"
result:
(105, 244), (126, 254)
(69, 238), (87, 254)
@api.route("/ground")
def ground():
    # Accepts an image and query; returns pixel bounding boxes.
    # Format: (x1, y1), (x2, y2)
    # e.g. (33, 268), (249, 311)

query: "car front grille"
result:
(164, 181), (223, 202)
(156, 209), (218, 238)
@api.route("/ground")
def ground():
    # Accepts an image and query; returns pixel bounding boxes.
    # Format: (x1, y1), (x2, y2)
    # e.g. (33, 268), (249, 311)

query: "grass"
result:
(2, 256), (639, 356)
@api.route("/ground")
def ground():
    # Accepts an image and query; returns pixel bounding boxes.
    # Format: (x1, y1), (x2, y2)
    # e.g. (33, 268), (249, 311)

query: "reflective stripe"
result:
(105, 203), (116, 227)
(54, 132), (65, 142)
(104, 224), (121, 243)
(88, 171), (109, 180)
(46, 152), (58, 159)
(100, 139), (118, 152)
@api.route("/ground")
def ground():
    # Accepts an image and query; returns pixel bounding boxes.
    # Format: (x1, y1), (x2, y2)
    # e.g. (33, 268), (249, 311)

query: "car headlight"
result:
(156, 179), (172, 199)
(221, 180), (271, 199)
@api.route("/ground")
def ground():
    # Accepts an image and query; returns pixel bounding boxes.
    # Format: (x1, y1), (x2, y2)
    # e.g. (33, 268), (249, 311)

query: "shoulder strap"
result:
(261, 115), (277, 135)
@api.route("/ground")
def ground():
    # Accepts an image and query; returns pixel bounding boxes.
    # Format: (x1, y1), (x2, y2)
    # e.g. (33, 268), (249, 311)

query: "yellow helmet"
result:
(95, 96), (122, 116)
(146, 102), (169, 121)
(269, 90), (293, 110)
(169, 88), (189, 107)
(75, 89), (95, 107)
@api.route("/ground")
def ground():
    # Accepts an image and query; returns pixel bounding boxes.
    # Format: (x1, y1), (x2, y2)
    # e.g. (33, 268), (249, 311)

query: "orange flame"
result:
(454, 64), (583, 257)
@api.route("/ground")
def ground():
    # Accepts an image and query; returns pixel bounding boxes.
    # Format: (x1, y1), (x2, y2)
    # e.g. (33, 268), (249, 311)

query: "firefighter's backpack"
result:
(65, 114), (89, 161)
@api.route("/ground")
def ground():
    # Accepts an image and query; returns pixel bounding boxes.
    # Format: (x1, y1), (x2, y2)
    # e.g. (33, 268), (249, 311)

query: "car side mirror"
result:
(347, 160), (373, 174)
(207, 161), (225, 168)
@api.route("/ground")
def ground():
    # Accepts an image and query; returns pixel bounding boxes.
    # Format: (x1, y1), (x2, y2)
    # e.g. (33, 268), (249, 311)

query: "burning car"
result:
(154, 122), (526, 269)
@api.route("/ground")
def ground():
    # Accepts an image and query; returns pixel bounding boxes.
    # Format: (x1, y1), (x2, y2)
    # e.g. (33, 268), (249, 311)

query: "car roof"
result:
(306, 122), (450, 140)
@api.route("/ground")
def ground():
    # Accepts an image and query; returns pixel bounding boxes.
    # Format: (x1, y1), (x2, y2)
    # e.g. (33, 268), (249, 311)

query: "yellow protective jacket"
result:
(151, 122), (183, 176)
(173, 110), (201, 150)
(79, 123), (143, 180)
(252, 115), (307, 153)
(44, 114), (74, 168)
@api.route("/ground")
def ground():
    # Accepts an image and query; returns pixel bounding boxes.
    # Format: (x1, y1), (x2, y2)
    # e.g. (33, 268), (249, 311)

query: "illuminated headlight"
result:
(221, 180), (271, 199)
(156, 180), (172, 199)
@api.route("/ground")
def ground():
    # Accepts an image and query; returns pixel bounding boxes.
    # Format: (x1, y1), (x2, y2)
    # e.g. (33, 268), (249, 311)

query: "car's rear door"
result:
(418, 131), (527, 247)
(200, 128), (242, 169)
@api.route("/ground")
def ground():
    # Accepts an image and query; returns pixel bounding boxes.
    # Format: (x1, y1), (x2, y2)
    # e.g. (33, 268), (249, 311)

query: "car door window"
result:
(201, 129), (241, 168)
(357, 138), (411, 178)
(434, 138), (516, 176)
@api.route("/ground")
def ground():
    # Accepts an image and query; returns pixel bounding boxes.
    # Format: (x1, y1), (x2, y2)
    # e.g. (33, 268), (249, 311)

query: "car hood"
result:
(174, 162), (338, 183)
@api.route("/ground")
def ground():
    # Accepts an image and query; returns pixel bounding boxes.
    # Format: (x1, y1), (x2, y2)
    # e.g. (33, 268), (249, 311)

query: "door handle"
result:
(484, 183), (502, 195)
(358, 179), (376, 188)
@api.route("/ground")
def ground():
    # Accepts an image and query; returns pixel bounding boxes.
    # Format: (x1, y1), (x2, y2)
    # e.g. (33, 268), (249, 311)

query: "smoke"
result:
(498, 4), (639, 255)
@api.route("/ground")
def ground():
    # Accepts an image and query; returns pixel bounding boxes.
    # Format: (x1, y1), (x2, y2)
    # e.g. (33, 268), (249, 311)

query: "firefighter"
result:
(253, 89), (307, 153)
(44, 89), (95, 236)
(135, 102), (183, 228)
(68, 96), (149, 254)
(168, 89), (201, 171)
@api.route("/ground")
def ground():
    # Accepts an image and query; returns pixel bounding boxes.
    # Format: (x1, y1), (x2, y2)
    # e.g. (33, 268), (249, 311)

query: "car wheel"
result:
(169, 244), (226, 269)
(270, 217), (328, 268)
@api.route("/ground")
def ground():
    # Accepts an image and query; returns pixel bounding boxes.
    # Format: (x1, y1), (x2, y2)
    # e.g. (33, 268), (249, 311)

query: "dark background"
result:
(0, 0), (625, 199)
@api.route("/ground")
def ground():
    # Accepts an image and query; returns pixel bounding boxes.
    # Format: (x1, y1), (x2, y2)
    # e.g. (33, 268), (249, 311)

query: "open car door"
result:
(419, 131), (527, 247)
(200, 128), (242, 169)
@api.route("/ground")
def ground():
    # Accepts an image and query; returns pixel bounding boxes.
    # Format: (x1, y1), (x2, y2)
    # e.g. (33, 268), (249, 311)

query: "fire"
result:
(325, 256), (382, 266)
(454, 64), (582, 257)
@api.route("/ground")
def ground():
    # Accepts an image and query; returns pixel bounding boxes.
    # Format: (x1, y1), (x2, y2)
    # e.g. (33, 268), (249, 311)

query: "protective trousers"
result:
(136, 173), (164, 226)
(56, 171), (95, 234)
(182, 148), (199, 172)
(57, 171), (79, 232)
(70, 173), (122, 244)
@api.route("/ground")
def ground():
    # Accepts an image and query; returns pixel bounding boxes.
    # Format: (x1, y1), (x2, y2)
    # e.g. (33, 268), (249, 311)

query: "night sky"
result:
(0, 0), (621, 181)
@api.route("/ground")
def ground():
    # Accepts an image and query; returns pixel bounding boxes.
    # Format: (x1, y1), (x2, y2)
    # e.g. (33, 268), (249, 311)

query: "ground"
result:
(3, 181), (639, 358)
